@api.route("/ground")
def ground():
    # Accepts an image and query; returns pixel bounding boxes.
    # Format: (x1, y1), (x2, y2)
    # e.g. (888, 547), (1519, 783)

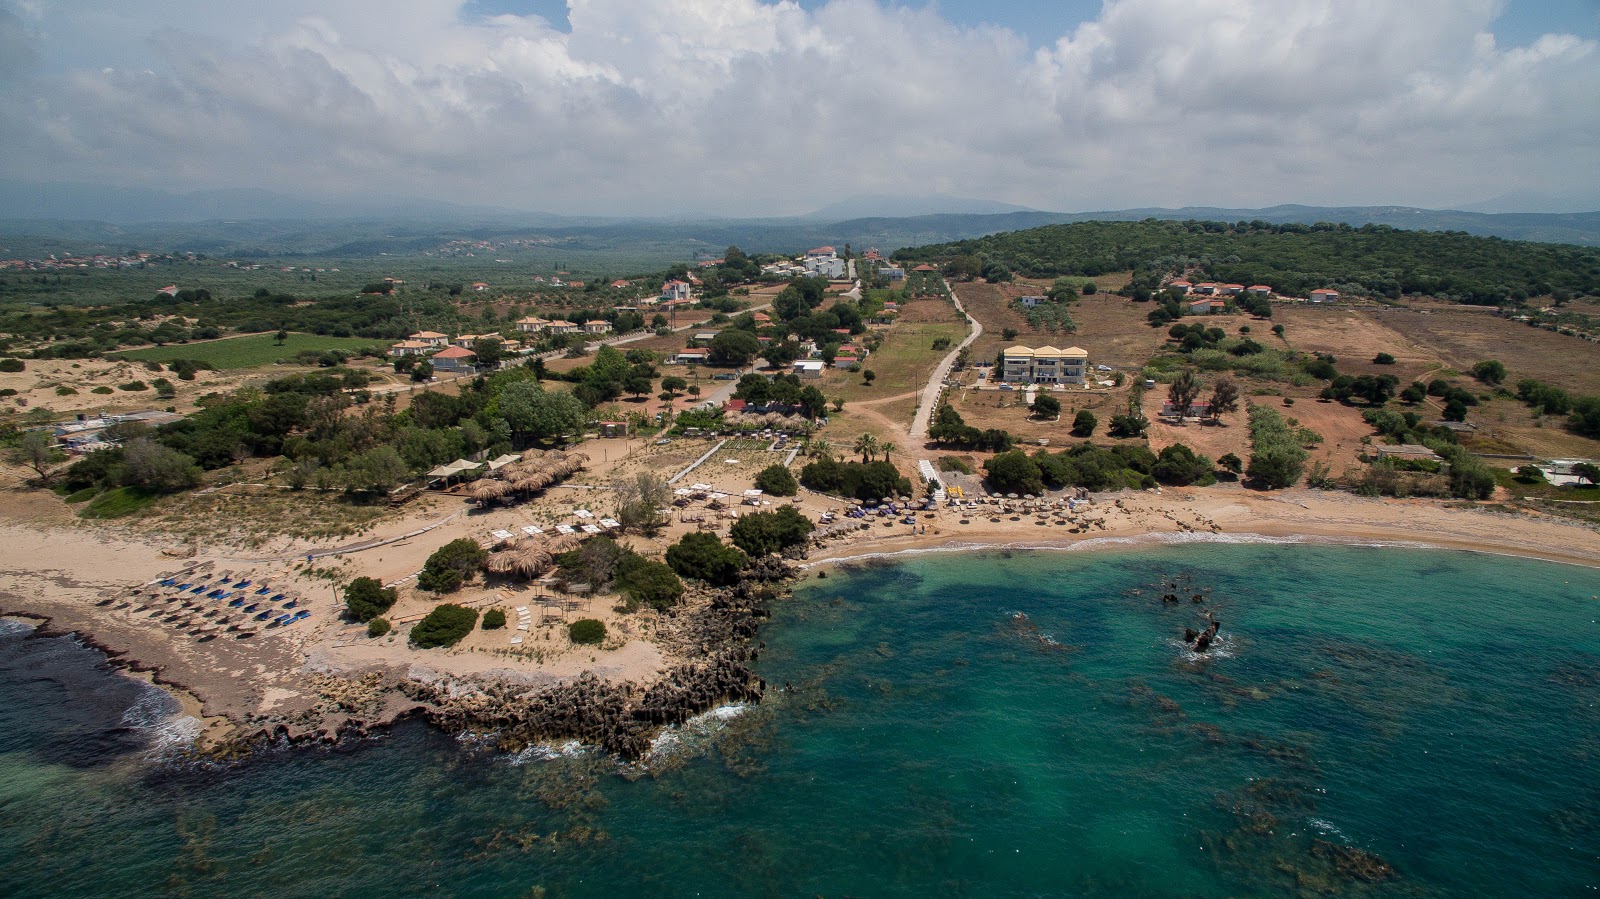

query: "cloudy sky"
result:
(3, 0), (1598, 217)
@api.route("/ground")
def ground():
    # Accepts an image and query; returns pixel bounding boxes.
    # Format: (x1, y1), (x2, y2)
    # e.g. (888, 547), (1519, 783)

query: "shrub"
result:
(411, 604), (479, 648)
(418, 538), (487, 593)
(754, 463), (799, 496)
(799, 457), (912, 501)
(56, 386), (78, 396)
(119, 380), (149, 391)
(729, 505), (814, 556)
(665, 532), (747, 585)
(482, 608), (507, 630)
(1031, 395), (1061, 419)
(615, 555), (684, 610)
(1071, 410), (1097, 438)
(1373, 353), (1396, 365)
(91, 386), (114, 394)
(1246, 405), (1308, 489)
(1153, 443), (1216, 486)
(367, 618), (391, 638)
(0, 358), (24, 372)
(343, 576), (397, 622)
(937, 455), (972, 474)
(569, 618), (606, 645)
(984, 450), (1045, 495)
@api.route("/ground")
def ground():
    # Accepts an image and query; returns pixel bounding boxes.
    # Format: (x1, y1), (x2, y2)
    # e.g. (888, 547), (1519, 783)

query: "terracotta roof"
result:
(432, 346), (476, 359)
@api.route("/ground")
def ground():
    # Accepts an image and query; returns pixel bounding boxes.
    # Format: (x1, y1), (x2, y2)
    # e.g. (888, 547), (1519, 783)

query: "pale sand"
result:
(5, 475), (1598, 749)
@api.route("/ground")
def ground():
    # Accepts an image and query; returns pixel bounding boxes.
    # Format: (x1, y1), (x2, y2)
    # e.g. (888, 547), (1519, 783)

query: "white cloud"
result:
(1, 0), (1597, 215)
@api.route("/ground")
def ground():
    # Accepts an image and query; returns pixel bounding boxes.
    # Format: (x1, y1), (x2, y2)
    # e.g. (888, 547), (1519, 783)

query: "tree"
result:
(1071, 410), (1097, 437)
(624, 375), (653, 401)
(709, 330), (760, 367)
(1443, 399), (1468, 422)
(983, 450), (1045, 495)
(1031, 395), (1061, 420)
(343, 576), (397, 622)
(411, 360), (433, 382)
(762, 341), (802, 369)
(1153, 443), (1216, 486)
(665, 532), (747, 585)
(862, 369), (876, 386)
(614, 470), (669, 535)
(474, 337), (505, 368)
(411, 603), (479, 648)
(482, 608), (507, 629)
(660, 375), (688, 397)
(879, 441), (897, 463)
(1217, 452), (1244, 476)
(853, 433), (880, 463)
(8, 430), (65, 484)
(1001, 328), (1018, 341)
(1373, 353), (1396, 365)
(1471, 360), (1506, 385)
(729, 506), (814, 556)
(274, 329), (289, 346)
(1208, 377), (1240, 422)
(1572, 462), (1600, 486)
(118, 438), (202, 492)
(1167, 370), (1201, 422)
(418, 538), (487, 593)
(498, 382), (585, 445)
(754, 464), (798, 496)
(1108, 414), (1147, 438)
(1247, 444), (1307, 490)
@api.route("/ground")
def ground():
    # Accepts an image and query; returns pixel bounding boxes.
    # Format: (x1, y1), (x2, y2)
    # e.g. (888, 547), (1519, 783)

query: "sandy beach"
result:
(4, 467), (1599, 753)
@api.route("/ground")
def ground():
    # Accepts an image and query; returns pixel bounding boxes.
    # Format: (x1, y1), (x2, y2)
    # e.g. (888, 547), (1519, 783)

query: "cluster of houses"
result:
(1000, 345), (1091, 385)
(1168, 280), (1339, 305)
(388, 331), (520, 373)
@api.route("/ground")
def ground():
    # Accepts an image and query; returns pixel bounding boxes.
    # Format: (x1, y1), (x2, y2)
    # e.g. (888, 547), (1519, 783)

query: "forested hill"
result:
(890, 220), (1600, 305)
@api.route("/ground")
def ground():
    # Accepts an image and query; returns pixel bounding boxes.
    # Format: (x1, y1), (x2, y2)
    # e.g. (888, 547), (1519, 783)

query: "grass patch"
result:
(80, 486), (159, 519)
(63, 487), (99, 504)
(116, 332), (384, 370)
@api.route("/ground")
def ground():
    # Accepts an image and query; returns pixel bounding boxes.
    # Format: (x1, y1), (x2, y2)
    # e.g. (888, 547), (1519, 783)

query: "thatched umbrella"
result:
(511, 549), (553, 579)
(485, 553), (520, 575)
(472, 479), (514, 505)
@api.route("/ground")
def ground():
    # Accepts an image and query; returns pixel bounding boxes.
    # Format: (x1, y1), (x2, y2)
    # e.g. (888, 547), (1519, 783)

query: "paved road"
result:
(908, 287), (982, 442)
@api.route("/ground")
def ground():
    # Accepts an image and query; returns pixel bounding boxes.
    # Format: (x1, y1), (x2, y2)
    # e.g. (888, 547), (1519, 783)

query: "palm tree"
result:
(808, 438), (832, 459)
(879, 441), (897, 463)
(853, 433), (879, 464)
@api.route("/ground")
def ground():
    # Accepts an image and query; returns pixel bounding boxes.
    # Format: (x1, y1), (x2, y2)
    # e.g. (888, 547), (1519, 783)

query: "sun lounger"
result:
(509, 637), (523, 645)
(521, 525), (544, 536)
(284, 600), (298, 609)
(256, 586), (271, 595)
(517, 623), (529, 630)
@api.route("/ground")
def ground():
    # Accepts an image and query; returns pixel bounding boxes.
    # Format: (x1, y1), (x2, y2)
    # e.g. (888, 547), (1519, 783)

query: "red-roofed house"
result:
(430, 345), (477, 373)
(1247, 285), (1272, 296)
(805, 246), (836, 259)
(1170, 280), (1193, 294)
(471, 282), (490, 292)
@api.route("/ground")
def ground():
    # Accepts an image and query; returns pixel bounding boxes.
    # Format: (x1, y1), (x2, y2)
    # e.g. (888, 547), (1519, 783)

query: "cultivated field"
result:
(117, 332), (386, 369)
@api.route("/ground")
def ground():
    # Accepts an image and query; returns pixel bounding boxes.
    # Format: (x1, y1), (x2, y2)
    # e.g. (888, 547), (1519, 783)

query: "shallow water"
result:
(2, 545), (1599, 897)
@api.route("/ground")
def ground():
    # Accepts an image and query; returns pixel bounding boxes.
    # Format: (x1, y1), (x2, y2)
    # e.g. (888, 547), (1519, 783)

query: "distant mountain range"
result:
(2, 182), (1598, 262)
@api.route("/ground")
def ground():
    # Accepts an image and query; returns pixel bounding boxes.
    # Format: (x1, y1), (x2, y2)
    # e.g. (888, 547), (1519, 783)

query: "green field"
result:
(116, 332), (386, 369)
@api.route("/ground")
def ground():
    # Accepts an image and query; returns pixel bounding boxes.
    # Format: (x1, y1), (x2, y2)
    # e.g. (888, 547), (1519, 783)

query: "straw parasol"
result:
(472, 479), (514, 505)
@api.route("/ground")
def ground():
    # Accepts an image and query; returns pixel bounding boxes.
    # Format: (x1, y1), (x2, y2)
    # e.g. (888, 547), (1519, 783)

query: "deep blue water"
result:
(2, 544), (1599, 897)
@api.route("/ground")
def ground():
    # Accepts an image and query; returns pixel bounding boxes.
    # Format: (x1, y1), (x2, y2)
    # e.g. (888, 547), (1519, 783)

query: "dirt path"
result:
(909, 288), (981, 441)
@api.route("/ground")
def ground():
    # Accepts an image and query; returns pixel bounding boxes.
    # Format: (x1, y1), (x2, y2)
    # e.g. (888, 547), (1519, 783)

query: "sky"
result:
(2, 0), (1599, 218)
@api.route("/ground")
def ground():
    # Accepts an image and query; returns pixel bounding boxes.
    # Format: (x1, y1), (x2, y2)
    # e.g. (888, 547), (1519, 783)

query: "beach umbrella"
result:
(486, 553), (519, 574)
(472, 480), (513, 504)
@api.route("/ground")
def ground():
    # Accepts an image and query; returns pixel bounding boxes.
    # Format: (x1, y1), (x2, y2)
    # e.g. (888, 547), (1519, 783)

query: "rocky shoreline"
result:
(148, 556), (798, 761)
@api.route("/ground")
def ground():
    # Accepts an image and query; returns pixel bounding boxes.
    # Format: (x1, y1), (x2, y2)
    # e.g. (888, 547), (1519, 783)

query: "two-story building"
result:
(1000, 345), (1089, 385)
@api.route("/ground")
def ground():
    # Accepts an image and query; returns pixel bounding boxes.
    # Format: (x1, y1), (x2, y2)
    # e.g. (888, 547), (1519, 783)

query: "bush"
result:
(616, 555), (684, 610)
(754, 464), (799, 496)
(729, 505), (814, 556)
(418, 538), (487, 593)
(91, 386), (114, 394)
(1071, 410), (1097, 437)
(482, 608), (507, 630)
(1373, 353), (1396, 365)
(367, 618), (391, 638)
(1031, 395), (1061, 419)
(665, 532), (747, 585)
(569, 618), (606, 645)
(56, 386), (78, 396)
(937, 455), (972, 474)
(1153, 443), (1216, 486)
(411, 603), (479, 648)
(343, 576), (397, 622)
(119, 380), (149, 391)
(799, 457), (912, 501)
(0, 358), (23, 372)
(984, 450), (1045, 495)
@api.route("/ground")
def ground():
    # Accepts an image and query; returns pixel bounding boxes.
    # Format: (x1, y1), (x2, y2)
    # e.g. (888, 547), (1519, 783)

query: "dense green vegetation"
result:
(754, 464), (798, 496)
(665, 532), (748, 586)
(554, 537), (684, 610)
(893, 219), (1600, 305)
(343, 576), (398, 622)
(411, 604), (479, 648)
(568, 618), (606, 645)
(418, 539), (488, 593)
(1246, 406), (1309, 489)
(799, 457), (912, 502)
(482, 608), (507, 630)
(983, 443), (1165, 495)
(728, 506), (814, 557)
(118, 333), (385, 369)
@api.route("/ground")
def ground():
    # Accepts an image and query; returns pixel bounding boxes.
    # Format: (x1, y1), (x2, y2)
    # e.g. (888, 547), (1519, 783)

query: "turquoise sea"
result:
(3, 543), (1599, 897)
